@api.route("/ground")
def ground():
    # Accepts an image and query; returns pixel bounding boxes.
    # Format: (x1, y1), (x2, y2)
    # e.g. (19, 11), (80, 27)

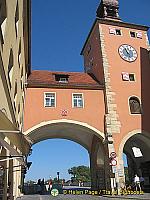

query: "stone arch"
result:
(24, 119), (105, 152)
(24, 119), (104, 137)
(118, 129), (142, 161)
(118, 129), (150, 160)
(24, 119), (107, 190)
(118, 129), (150, 188)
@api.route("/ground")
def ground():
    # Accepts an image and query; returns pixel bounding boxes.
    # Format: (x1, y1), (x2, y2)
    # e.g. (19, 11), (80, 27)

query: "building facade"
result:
(24, 0), (150, 193)
(0, 0), (31, 199)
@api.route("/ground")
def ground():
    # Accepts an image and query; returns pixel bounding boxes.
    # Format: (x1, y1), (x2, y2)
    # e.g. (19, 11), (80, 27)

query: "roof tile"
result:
(27, 70), (103, 89)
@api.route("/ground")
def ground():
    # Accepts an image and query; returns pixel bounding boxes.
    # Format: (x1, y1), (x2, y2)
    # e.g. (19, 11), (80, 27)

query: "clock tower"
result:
(81, 0), (150, 191)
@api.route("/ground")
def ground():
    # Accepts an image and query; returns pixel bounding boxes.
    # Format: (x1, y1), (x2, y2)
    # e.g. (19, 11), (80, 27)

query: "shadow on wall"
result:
(141, 47), (150, 132)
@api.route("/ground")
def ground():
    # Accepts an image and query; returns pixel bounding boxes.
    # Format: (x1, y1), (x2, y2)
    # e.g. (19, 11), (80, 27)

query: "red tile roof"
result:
(27, 70), (103, 89)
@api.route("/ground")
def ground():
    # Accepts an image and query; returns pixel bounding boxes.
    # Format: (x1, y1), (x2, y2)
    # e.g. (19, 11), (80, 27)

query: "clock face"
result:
(118, 44), (137, 62)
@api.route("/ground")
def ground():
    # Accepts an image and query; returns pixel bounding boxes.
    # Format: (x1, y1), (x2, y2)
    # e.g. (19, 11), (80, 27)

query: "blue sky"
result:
(26, 139), (90, 181)
(25, 0), (150, 182)
(32, 0), (150, 72)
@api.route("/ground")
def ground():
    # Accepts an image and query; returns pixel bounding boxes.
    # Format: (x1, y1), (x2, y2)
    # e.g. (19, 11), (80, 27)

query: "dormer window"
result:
(55, 74), (69, 83)
(59, 77), (68, 83)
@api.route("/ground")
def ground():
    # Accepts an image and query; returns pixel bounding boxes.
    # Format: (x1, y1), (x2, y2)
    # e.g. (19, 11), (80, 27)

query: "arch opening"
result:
(121, 131), (150, 192)
(25, 120), (105, 153)
(24, 121), (107, 192)
(25, 139), (90, 185)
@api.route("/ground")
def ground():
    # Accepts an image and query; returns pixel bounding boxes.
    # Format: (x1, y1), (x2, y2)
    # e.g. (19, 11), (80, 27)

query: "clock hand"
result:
(125, 48), (130, 56)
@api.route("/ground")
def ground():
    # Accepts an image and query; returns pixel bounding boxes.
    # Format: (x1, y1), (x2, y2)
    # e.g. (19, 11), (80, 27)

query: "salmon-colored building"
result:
(24, 0), (150, 191)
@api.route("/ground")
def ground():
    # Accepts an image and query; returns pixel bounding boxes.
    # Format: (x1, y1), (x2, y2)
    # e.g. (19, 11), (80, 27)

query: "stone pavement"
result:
(17, 193), (150, 200)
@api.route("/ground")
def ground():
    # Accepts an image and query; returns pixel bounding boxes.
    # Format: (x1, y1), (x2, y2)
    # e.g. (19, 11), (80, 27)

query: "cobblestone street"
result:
(17, 194), (150, 200)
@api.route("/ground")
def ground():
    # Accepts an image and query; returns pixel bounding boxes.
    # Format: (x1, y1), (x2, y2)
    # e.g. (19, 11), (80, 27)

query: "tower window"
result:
(116, 29), (121, 35)
(109, 27), (122, 36)
(129, 74), (135, 81)
(129, 97), (141, 114)
(44, 93), (56, 107)
(130, 31), (136, 38)
(130, 31), (142, 39)
(122, 72), (135, 81)
(72, 93), (84, 108)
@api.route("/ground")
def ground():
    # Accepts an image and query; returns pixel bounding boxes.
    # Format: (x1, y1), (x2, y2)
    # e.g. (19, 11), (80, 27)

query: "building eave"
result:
(27, 83), (104, 90)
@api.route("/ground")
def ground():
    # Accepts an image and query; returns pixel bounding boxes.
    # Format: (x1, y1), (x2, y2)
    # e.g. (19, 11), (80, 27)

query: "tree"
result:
(68, 165), (91, 182)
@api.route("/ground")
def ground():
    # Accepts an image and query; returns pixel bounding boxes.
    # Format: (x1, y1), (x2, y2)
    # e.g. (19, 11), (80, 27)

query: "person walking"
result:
(140, 176), (144, 191)
(134, 174), (141, 191)
(49, 179), (53, 191)
(37, 179), (42, 194)
(41, 178), (45, 194)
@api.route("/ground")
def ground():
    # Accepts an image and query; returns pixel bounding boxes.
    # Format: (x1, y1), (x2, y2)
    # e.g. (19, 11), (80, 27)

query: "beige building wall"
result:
(0, 0), (31, 199)
(0, 0), (30, 130)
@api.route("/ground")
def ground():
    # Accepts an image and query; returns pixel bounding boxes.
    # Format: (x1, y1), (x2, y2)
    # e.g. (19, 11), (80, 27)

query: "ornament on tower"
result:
(96, 0), (120, 20)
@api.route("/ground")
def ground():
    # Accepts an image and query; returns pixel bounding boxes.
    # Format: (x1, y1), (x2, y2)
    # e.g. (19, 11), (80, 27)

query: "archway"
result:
(119, 130), (150, 192)
(25, 139), (90, 187)
(24, 120), (108, 190)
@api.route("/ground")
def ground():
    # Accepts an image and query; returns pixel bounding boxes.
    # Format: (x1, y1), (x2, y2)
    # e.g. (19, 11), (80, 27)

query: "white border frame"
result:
(72, 93), (84, 108)
(44, 92), (56, 108)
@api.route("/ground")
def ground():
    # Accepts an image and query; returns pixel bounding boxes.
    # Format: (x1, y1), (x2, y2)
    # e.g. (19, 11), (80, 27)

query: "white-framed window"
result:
(72, 93), (84, 108)
(122, 72), (136, 82)
(109, 27), (122, 36)
(59, 77), (68, 83)
(55, 74), (69, 83)
(44, 92), (56, 107)
(130, 31), (142, 39)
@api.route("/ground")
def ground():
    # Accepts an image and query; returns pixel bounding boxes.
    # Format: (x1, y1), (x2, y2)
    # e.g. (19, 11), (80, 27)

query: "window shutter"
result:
(109, 27), (116, 34)
(122, 72), (129, 81)
(137, 32), (142, 38)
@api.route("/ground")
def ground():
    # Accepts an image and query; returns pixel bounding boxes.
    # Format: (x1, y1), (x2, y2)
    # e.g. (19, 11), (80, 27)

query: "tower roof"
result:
(96, 0), (120, 20)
